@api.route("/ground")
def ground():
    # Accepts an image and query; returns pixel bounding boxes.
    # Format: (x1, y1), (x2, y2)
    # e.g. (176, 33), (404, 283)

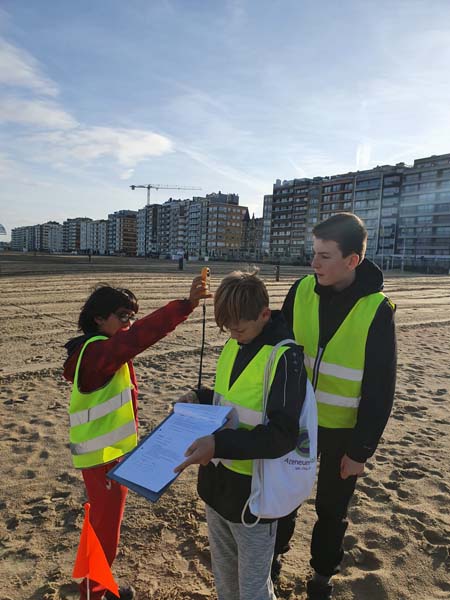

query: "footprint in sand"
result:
(423, 528), (449, 546)
(349, 545), (383, 571)
(375, 454), (389, 463)
(387, 534), (407, 550)
(350, 572), (388, 599)
(438, 483), (450, 494)
(396, 489), (410, 500)
(14, 443), (35, 455)
(6, 516), (19, 530)
(22, 469), (37, 479)
(56, 471), (79, 485)
(392, 412), (405, 421)
(434, 388), (447, 396)
(405, 387), (417, 395)
(343, 534), (358, 550)
(400, 468), (425, 480)
(432, 394), (447, 402)
(383, 480), (399, 491)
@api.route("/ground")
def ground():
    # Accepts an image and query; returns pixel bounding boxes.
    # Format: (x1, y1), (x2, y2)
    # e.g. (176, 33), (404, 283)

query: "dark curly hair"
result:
(78, 284), (139, 334)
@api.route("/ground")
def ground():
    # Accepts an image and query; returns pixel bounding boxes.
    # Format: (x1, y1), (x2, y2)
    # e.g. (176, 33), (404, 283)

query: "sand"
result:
(0, 260), (449, 600)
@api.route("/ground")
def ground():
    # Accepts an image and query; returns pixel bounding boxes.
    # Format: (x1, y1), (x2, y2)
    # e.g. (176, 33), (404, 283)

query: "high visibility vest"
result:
(293, 275), (388, 429)
(213, 338), (290, 476)
(69, 335), (138, 469)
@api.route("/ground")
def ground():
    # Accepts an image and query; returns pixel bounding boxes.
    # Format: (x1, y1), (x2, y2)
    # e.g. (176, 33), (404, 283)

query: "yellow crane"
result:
(130, 183), (202, 205)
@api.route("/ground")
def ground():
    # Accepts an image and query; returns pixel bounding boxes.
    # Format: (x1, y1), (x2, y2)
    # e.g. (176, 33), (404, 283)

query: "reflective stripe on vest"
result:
(213, 339), (289, 476)
(293, 275), (386, 429)
(68, 335), (138, 468)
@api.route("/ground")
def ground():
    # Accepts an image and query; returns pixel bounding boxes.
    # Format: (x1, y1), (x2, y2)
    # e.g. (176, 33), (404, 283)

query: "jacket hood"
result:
(63, 333), (96, 381)
(354, 258), (384, 295)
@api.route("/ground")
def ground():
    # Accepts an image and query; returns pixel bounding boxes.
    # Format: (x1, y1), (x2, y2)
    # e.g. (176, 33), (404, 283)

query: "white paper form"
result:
(112, 403), (233, 493)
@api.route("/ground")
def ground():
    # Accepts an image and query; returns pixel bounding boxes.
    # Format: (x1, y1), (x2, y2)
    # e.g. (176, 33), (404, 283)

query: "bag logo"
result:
(295, 428), (310, 458)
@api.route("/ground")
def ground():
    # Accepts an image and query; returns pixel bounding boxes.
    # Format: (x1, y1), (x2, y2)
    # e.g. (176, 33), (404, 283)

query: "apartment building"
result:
(107, 210), (137, 255)
(269, 178), (318, 260)
(206, 198), (247, 259)
(11, 222), (63, 252)
(155, 199), (189, 257)
(134, 192), (248, 259)
(205, 191), (239, 205)
(262, 195), (272, 257)
(186, 197), (209, 258)
(63, 217), (92, 252)
(39, 221), (63, 252)
(80, 219), (108, 254)
(11, 226), (34, 251)
(242, 212), (264, 260)
(136, 205), (159, 257)
(397, 154), (450, 258)
(266, 152), (450, 266)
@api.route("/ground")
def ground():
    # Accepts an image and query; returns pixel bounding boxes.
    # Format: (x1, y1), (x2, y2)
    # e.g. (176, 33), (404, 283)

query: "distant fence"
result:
(372, 255), (450, 275)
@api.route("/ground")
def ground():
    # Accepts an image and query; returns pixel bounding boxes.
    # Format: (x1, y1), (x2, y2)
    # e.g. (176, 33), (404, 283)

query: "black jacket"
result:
(197, 310), (307, 523)
(282, 259), (396, 463)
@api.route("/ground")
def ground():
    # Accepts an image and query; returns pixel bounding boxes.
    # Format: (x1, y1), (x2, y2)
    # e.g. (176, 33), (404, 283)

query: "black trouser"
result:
(275, 427), (358, 577)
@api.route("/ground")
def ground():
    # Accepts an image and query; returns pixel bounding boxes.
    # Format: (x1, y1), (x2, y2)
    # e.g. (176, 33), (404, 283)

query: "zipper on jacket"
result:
(312, 346), (324, 390)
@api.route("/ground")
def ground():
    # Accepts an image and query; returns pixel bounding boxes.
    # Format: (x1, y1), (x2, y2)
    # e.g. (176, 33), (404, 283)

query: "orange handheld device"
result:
(201, 267), (210, 288)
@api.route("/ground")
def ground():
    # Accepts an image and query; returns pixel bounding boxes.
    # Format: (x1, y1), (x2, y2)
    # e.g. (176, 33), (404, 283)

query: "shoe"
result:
(306, 578), (333, 600)
(271, 555), (282, 584)
(104, 585), (136, 600)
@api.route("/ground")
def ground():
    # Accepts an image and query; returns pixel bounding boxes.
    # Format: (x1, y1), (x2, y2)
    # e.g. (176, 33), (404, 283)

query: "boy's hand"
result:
(340, 454), (365, 479)
(174, 435), (215, 472)
(188, 276), (212, 308)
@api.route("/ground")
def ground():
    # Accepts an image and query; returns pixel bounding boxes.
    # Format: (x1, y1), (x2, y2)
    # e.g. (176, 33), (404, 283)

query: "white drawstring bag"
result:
(241, 339), (317, 527)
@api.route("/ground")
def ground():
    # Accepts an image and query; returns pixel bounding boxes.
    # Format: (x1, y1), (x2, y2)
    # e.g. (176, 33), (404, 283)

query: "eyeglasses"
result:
(115, 311), (137, 323)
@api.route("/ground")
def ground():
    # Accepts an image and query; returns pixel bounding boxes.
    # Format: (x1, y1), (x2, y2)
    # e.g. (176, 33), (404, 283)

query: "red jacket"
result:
(63, 299), (194, 421)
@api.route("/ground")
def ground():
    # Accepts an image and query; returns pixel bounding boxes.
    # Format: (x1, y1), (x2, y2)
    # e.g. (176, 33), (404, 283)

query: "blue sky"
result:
(1, 0), (450, 239)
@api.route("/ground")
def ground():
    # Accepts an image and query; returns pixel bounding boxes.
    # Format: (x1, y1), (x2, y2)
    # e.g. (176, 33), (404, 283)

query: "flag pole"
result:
(197, 299), (206, 392)
(197, 267), (210, 393)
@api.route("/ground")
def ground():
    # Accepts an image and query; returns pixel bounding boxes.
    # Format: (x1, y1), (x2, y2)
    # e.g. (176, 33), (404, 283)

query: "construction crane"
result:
(130, 183), (202, 205)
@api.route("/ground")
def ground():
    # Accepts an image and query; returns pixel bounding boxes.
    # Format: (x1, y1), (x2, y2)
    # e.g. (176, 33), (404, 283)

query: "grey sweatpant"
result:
(205, 504), (277, 600)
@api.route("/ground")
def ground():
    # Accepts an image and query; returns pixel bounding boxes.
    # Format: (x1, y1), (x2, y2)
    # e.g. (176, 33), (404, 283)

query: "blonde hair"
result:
(214, 270), (269, 331)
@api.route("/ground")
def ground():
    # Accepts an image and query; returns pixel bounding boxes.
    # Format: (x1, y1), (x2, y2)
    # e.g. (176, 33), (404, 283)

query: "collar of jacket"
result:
(63, 332), (99, 364)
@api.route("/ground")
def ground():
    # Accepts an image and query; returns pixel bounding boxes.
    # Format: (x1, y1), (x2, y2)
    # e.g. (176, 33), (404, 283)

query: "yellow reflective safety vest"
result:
(69, 335), (138, 468)
(213, 338), (290, 476)
(293, 275), (387, 429)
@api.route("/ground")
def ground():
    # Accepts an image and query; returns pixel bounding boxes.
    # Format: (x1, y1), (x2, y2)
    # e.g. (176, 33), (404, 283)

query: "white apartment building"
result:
(80, 220), (108, 254)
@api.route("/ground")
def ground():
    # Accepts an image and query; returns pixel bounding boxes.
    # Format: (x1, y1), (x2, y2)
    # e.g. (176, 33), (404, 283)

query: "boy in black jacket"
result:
(274, 213), (396, 600)
(175, 271), (307, 600)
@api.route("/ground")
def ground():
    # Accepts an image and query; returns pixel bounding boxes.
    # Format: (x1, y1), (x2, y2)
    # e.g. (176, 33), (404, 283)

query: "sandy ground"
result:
(0, 261), (449, 600)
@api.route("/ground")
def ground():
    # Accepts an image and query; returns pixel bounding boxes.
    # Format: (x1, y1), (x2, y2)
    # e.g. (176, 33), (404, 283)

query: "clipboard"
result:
(107, 403), (236, 503)
(108, 413), (176, 503)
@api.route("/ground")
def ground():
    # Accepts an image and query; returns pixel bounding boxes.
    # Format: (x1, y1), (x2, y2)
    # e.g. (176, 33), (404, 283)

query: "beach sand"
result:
(1, 263), (449, 599)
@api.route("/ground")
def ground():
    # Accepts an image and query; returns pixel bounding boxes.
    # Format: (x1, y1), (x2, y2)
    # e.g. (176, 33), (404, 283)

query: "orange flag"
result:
(72, 502), (119, 598)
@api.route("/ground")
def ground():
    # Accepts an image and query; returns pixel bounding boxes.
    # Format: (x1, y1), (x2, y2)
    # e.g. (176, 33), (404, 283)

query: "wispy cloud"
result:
(180, 143), (267, 195)
(0, 38), (59, 96)
(39, 126), (174, 166)
(0, 96), (78, 129)
(0, 37), (174, 179)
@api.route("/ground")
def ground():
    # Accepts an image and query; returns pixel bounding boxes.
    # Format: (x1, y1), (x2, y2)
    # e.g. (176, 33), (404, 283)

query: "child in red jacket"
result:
(64, 277), (209, 600)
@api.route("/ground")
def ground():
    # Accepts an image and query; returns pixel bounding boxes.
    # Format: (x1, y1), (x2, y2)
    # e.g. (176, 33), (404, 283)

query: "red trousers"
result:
(79, 461), (128, 600)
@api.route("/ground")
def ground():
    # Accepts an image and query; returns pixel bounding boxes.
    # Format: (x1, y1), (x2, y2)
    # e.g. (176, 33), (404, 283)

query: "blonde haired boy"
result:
(176, 271), (307, 600)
